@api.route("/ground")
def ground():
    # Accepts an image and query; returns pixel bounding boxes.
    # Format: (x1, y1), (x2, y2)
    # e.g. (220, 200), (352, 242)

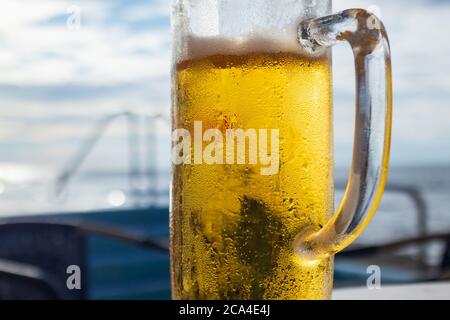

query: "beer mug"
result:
(170, 0), (392, 300)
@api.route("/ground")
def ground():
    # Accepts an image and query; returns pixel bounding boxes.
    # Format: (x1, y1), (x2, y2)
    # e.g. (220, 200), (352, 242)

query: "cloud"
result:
(120, 0), (170, 23)
(0, 0), (450, 170)
(0, 0), (171, 86)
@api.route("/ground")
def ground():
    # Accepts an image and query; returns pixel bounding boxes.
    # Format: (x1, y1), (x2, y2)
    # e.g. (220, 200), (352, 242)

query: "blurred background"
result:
(0, 0), (449, 299)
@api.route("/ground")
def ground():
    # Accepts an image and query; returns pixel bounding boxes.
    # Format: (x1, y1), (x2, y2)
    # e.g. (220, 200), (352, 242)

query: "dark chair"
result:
(0, 223), (87, 299)
(0, 222), (168, 300)
(0, 259), (61, 299)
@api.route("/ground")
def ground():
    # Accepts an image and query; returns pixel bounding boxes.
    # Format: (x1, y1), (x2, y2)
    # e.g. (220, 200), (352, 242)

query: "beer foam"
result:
(178, 33), (322, 62)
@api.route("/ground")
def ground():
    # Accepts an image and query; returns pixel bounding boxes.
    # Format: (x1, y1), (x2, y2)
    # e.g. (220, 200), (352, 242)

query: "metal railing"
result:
(53, 111), (169, 207)
(336, 181), (429, 264)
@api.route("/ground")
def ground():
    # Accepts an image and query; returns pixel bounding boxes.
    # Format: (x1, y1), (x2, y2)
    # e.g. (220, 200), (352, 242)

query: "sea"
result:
(1, 165), (449, 250)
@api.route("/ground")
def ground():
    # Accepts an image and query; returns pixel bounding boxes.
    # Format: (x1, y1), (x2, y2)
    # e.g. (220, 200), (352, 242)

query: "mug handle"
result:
(294, 9), (393, 260)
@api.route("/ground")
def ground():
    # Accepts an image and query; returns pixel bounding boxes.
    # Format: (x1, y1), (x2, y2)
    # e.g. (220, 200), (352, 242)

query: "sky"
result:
(0, 0), (450, 181)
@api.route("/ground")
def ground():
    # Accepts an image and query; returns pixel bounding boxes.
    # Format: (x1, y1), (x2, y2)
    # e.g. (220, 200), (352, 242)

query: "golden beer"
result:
(171, 52), (334, 300)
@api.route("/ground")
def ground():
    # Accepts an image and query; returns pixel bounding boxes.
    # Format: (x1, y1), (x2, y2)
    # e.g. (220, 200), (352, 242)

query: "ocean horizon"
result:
(1, 165), (449, 249)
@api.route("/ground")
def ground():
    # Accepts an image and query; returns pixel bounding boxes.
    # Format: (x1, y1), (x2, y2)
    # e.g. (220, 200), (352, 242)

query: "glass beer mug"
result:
(171, 0), (392, 300)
